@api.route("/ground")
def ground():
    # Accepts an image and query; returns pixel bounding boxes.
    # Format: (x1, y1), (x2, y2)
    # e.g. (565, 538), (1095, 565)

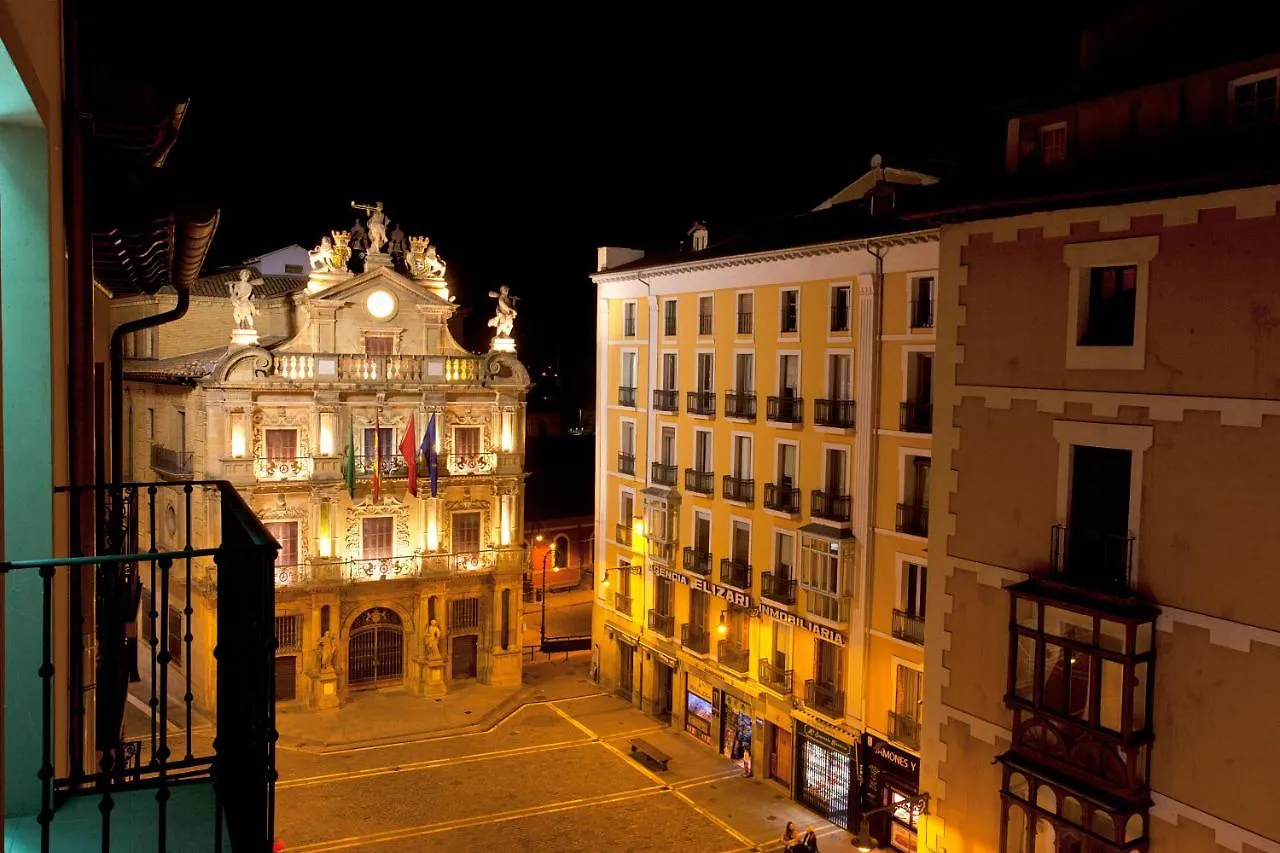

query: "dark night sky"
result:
(91, 5), (1102, 406)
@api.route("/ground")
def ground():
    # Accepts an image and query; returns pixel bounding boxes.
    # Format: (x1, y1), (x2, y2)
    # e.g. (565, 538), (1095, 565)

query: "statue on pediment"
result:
(309, 236), (335, 272)
(349, 218), (370, 252)
(229, 269), (263, 329)
(330, 230), (352, 271)
(487, 285), (518, 338)
(352, 200), (389, 254)
(388, 224), (408, 257)
(407, 235), (447, 280)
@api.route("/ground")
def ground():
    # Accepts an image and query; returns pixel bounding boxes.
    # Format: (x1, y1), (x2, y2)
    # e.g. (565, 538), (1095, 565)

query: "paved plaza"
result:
(274, 659), (847, 852)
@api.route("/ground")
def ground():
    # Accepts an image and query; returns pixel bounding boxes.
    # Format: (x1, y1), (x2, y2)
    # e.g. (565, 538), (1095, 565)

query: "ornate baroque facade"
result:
(115, 211), (530, 712)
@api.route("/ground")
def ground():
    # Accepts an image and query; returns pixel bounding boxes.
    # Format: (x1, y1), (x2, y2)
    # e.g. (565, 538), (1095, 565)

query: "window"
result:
(1040, 122), (1067, 164)
(830, 285), (851, 332)
(734, 353), (753, 394)
(363, 426), (395, 462)
(621, 351), (638, 390)
(732, 435), (752, 479)
(827, 354), (851, 400)
(284, 263), (304, 274)
(364, 334), (395, 356)
(660, 426), (676, 466)
(695, 352), (714, 393)
(176, 410), (186, 452)
(622, 301), (637, 337)
(1080, 265), (1137, 347)
(663, 299), (677, 336)
(661, 353), (677, 390)
(692, 511), (711, 552)
(910, 276), (935, 329)
(905, 455), (930, 507)
(815, 638), (841, 685)
(621, 421), (635, 458)
(655, 575), (674, 615)
(620, 491), (635, 526)
(730, 520), (750, 564)
(265, 428), (297, 461)
(266, 521), (299, 567)
(168, 605), (183, 666)
(693, 431), (712, 472)
(800, 535), (847, 622)
(501, 589), (511, 650)
(778, 354), (799, 397)
(824, 448), (847, 495)
(736, 292), (754, 335)
(898, 562), (926, 620)
(698, 295), (713, 336)
(147, 408), (155, 441)
(1064, 445), (1133, 588)
(1231, 72), (1278, 126)
(776, 442), (797, 489)
(780, 289), (799, 334)
(452, 511), (481, 554)
(451, 597), (481, 628)
(362, 517), (394, 559)
(276, 614), (302, 652)
(689, 586), (708, 628)
(453, 426), (481, 456)
(774, 530), (795, 573)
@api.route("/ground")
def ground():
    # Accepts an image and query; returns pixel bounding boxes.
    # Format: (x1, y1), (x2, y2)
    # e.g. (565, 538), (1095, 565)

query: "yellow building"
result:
(116, 215), (530, 714)
(591, 162), (939, 834)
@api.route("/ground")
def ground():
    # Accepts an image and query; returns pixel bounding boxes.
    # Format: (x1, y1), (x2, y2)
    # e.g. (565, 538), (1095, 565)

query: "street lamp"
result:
(539, 539), (558, 644)
(852, 792), (930, 852)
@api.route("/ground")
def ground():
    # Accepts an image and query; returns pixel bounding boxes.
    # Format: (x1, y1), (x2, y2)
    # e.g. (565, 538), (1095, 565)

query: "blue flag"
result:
(421, 414), (439, 497)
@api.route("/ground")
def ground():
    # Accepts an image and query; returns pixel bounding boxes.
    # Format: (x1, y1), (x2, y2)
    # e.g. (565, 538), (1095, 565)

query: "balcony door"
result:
(689, 588), (708, 628)
(694, 431), (712, 473)
(696, 353), (714, 394)
(661, 352), (677, 391)
(364, 426), (394, 463)
(776, 443), (797, 489)
(778, 354), (799, 397)
(899, 562), (926, 619)
(771, 622), (791, 671)
(907, 351), (933, 408)
(734, 353), (754, 394)
(894, 663), (923, 724)
(452, 510), (481, 555)
(775, 531), (795, 576)
(828, 354), (851, 400)
(621, 351), (638, 390)
(1067, 446), (1132, 582)
(733, 435), (752, 480)
(815, 638), (841, 687)
(362, 516), (394, 560)
(693, 512), (711, 554)
(906, 456), (930, 508)
(660, 426), (676, 466)
(731, 520), (750, 565)
(824, 448), (847, 496)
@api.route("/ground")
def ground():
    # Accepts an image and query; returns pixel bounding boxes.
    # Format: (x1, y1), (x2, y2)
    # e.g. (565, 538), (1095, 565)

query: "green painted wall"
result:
(1, 39), (53, 819)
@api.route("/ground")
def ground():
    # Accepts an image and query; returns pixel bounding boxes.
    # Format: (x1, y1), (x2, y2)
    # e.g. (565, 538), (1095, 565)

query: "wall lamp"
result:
(717, 612), (728, 636)
(852, 792), (930, 852)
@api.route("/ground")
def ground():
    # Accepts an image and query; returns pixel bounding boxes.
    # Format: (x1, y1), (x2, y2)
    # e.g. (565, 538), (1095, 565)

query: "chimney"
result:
(688, 221), (709, 252)
(597, 246), (646, 272)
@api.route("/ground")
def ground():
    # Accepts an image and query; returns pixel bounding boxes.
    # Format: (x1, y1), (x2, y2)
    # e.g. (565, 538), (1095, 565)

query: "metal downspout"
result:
(859, 244), (886, 733)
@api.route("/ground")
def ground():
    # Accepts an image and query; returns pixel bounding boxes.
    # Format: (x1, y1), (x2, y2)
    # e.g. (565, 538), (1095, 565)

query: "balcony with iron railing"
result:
(722, 474), (754, 504)
(766, 395), (804, 424)
(1050, 524), (1136, 593)
(272, 352), (482, 383)
(736, 311), (754, 335)
(617, 452), (636, 476)
(353, 453), (407, 479)
(684, 468), (713, 495)
(763, 482), (800, 513)
(648, 609), (675, 637)
(1, 480), (277, 852)
(811, 490), (852, 523)
(910, 296), (935, 329)
(717, 639), (750, 673)
(651, 461), (677, 486)
(761, 570), (797, 605)
(614, 592), (633, 615)
(682, 547), (712, 576)
(814, 398), (855, 429)
(616, 522), (633, 547)
(892, 609), (925, 645)
(150, 443), (194, 478)
(653, 388), (679, 412)
(724, 391), (757, 420)
(623, 315), (636, 337)
(805, 680), (846, 718)
(719, 557), (751, 590)
(896, 502), (928, 537)
(681, 622), (710, 654)
(618, 385), (637, 407)
(276, 549), (523, 587)
(687, 390), (716, 416)
(758, 659), (794, 694)
(698, 313), (713, 335)
(900, 401), (933, 433)
(888, 711), (922, 751)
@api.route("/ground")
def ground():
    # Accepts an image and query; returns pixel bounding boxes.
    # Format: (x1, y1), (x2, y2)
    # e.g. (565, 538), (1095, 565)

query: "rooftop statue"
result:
(309, 236), (335, 271)
(229, 269), (263, 329)
(487, 285), (518, 338)
(352, 200), (389, 254)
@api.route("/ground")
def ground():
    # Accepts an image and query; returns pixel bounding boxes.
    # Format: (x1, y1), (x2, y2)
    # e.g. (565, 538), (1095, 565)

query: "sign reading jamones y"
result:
(759, 601), (847, 646)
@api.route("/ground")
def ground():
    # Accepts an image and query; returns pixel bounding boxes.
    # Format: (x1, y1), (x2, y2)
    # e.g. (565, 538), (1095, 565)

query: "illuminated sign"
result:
(758, 602), (847, 646)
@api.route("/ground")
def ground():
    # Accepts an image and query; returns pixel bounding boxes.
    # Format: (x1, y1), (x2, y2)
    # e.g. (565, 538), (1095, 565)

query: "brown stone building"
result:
(918, 32), (1280, 853)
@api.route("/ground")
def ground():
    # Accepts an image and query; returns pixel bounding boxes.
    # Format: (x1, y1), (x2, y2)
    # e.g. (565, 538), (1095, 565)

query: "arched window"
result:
(554, 536), (569, 568)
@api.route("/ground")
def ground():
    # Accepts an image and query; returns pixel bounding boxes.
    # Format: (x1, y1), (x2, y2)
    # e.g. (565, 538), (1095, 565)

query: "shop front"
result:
(720, 689), (753, 766)
(642, 644), (676, 723)
(684, 672), (715, 745)
(796, 721), (859, 830)
(862, 732), (922, 853)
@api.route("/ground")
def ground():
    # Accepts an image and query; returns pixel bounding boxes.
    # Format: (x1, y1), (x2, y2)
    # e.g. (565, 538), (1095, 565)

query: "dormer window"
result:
(1040, 122), (1068, 165)
(1230, 71), (1278, 127)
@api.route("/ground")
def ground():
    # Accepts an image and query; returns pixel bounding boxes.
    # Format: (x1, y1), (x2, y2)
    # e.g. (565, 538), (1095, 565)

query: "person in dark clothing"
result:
(800, 825), (819, 851)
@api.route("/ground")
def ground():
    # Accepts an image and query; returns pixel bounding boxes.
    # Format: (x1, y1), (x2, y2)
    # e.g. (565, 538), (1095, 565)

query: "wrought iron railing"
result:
(764, 483), (800, 513)
(272, 353), (483, 383)
(682, 547), (712, 576)
(811, 490), (852, 522)
(767, 395), (804, 424)
(616, 522), (633, 547)
(719, 558), (751, 590)
(900, 401), (933, 433)
(681, 623), (710, 654)
(653, 389), (679, 412)
(717, 639), (750, 672)
(814, 398), (855, 428)
(805, 679), (846, 718)
(278, 550), (522, 586)
(896, 502), (928, 537)
(618, 385), (637, 407)
(617, 452), (636, 476)
(648, 609), (675, 636)
(892, 609), (925, 645)
(759, 659), (793, 694)
(910, 296), (935, 329)
(780, 306), (798, 334)
(150, 444), (193, 477)
(684, 468), (713, 495)
(761, 571), (797, 605)
(724, 391), (756, 419)
(651, 461), (677, 486)
(888, 710), (922, 750)
(623, 316), (637, 337)
(686, 390), (716, 416)
(352, 453), (407, 478)
(343, 554), (423, 582)
(1050, 524), (1135, 592)
(736, 311), (753, 335)
(722, 475), (754, 503)
(698, 313), (713, 335)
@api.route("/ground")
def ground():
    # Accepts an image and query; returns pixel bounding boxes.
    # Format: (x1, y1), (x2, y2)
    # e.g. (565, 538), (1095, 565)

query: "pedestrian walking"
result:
(800, 825), (819, 852)
(781, 821), (799, 849)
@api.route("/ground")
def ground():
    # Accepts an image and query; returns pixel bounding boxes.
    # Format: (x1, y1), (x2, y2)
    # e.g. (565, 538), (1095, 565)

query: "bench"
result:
(630, 737), (671, 771)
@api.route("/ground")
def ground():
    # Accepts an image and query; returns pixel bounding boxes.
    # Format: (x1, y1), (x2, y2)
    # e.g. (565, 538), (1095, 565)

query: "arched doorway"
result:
(347, 608), (404, 688)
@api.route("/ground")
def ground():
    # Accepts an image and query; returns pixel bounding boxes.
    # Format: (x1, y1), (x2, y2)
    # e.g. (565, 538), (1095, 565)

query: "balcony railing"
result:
(830, 304), (850, 332)
(618, 385), (637, 407)
(763, 483), (800, 513)
(698, 313), (713, 335)
(717, 639), (750, 673)
(811, 490), (852, 523)
(681, 622), (710, 654)
(255, 455), (314, 481)
(14, 481), (277, 851)
(900, 401), (933, 433)
(651, 461), (677, 486)
(888, 711), (922, 751)
(648, 610), (675, 637)
(352, 453), (408, 479)
(653, 389), (679, 412)
(719, 557), (751, 589)
(614, 592), (633, 614)
(682, 547), (712, 576)
(617, 452), (636, 476)
(736, 311), (754, 335)
(684, 468), (713, 495)
(279, 549), (522, 587)
(896, 502), (928, 537)
(687, 390), (716, 416)
(910, 297), (935, 329)
(273, 352), (482, 383)
(722, 475), (754, 503)
(150, 443), (194, 477)
(724, 391), (757, 419)
(342, 554), (424, 582)
(1050, 524), (1135, 592)
(759, 659), (794, 694)
(761, 570), (797, 605)
(892, 609), (925, 645)
(766, 395), (804, 424)
(623, 316), (636, 337)
(616, 522), (633, 546)
(805, 679), (846, 718)
(814, 398), (855, 429)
